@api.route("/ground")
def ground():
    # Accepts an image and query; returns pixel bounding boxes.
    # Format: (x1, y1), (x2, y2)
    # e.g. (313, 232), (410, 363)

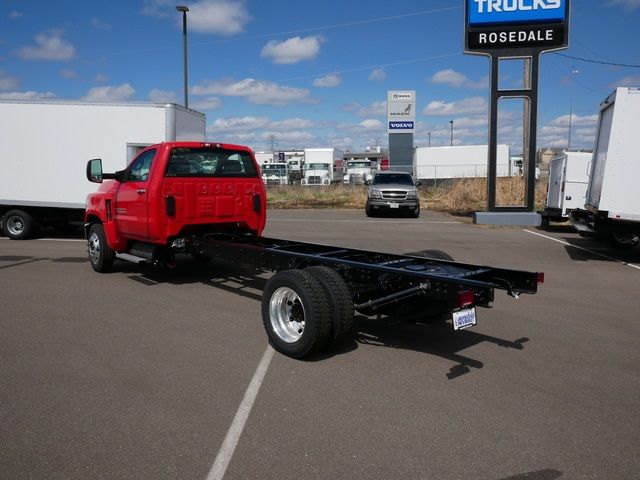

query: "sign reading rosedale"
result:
(465, 0), (570, 53)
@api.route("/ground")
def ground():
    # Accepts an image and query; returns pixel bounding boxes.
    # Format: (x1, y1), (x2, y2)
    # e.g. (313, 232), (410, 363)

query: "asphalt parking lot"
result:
(1, 209), (639, 480)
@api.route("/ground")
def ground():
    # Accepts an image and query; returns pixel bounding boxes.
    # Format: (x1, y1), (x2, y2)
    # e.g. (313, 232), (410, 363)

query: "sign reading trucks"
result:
(465, 0), (570, 54)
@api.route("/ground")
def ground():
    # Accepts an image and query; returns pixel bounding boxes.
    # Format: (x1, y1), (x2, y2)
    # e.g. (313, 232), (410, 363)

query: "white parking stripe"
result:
(0, 237), (84, 242)
(523, 229), (640, 271)
(269, 218), (461, 224)
(206, 345), (275, 480)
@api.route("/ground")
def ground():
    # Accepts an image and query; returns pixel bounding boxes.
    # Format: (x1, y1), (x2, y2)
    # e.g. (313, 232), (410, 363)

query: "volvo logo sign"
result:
(465, 0), (569, 54)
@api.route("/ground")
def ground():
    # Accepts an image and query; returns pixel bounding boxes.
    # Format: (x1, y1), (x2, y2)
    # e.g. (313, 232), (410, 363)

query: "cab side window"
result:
(127, 149), (156, 182)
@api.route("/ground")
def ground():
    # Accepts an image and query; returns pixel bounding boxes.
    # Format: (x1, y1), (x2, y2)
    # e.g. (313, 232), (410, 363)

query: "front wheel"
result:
(87, 224), (115, 273)
(262, 269), (332, 358)
(609, 233), (639, 249)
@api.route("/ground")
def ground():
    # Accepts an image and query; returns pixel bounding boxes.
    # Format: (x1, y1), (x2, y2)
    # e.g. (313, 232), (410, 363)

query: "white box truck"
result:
(301, 148), (344, 186)
(570, 87), (640, 247)
(541, 151), (592, 224)
(0, 100), (205, 239)
(414, 145), (511, 180)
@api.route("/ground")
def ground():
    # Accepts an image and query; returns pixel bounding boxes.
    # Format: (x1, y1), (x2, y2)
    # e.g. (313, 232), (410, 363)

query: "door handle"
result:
(137, 189), (146, 194)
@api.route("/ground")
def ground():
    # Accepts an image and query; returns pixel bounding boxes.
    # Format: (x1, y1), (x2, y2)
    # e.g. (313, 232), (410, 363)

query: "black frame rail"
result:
(197, 233), (541, 297)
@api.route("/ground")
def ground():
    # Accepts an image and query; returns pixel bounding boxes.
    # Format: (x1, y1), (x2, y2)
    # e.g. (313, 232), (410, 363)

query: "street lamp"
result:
(428, 132), (431, 148)
(449, 120), (454, 146)
(176, 5), (189, 108)
(568, 66), (579, 150)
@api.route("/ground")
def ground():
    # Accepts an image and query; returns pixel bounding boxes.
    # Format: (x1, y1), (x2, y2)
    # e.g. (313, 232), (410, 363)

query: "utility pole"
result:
(568, 66), (579, 150)
(176, 6), (189, 108)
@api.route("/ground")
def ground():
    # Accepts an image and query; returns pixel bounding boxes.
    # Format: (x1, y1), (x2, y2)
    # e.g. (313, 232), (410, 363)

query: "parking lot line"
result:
(206, 345), (275, 480)
(269, 218), (461, 224)
(523, 229), (640, 271)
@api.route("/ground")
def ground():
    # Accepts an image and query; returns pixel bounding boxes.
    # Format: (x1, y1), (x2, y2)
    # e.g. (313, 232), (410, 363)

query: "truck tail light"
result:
(537, 273), (545, 285)
(457, 290), (475, 308)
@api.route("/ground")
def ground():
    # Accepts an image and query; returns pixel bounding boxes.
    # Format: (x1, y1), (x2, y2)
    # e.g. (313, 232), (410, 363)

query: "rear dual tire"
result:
(261, 267), (354, 358)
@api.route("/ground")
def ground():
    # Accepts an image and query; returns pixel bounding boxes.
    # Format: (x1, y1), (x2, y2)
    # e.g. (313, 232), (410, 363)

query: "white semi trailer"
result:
(414, 145), (511, 180)
(571, 87), (640, 247)
(0, 100), (205, 239)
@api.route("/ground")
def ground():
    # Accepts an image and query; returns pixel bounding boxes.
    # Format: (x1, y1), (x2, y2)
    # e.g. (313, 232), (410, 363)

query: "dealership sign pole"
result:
(387, 90), (416, 174)
(465, 0), (571, 218)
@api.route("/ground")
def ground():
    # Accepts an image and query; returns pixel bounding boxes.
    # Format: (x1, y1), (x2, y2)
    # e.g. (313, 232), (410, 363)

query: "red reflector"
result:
(457, 290), (475, 308)
(537, 272), (545, 284)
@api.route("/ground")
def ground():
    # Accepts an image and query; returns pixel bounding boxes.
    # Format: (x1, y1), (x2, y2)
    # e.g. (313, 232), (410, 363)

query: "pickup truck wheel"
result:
(305, 266), (354, 342)
(609, 233), (639, 249)
(2, 209), (36, 240)
(365, 203), (376, 217)
(410, 205), (420, 218)
(404, 249), (454, 261)
(87, 224), (115, 273)
(262, 269), (332, 358)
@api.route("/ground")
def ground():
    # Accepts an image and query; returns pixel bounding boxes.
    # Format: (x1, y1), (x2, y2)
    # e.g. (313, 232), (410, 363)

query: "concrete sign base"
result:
(474, 212), (542, 227)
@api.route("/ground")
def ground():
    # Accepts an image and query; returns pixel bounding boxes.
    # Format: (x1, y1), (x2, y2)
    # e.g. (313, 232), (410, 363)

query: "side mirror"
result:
(364, 180), (372, 186)
(87, 159), (103, 183)
(415, 180), (423, 187)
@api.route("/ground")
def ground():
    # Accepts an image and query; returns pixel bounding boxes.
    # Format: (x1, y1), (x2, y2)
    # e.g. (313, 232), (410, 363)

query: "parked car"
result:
(365, 171), (421, 218)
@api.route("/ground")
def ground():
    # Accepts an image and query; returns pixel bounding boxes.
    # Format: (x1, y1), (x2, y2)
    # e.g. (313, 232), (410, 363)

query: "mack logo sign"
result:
(465, 0), (570, 54)
(469, 0), (565, 26)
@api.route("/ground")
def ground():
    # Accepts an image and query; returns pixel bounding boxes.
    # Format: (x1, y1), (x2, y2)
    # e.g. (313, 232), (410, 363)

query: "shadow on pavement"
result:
(117, 258), (531, 377)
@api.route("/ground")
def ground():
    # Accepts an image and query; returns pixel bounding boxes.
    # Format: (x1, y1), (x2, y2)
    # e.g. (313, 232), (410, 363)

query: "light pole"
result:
(449, 120), (454, 146)
(176, 5), (189, 108)
(568, 66), (579, 150)
(428, 132), (431, 148)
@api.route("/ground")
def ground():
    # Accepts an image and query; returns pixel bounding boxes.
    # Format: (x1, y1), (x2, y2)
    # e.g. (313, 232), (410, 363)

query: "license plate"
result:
(389, 202), (399, 209)
(452, 308), (477, 331)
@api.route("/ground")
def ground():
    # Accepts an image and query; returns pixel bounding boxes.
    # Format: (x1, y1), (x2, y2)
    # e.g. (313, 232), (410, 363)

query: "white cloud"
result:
(185, 0), (250, 35)
(313, 74), (341, 88)
(430, 69), (488, 90)
(343, 100), (386, 117)
(261, 36), (323, 65)
(547, 113), (599, 128)
(0, 91), (57, 100)
(91, 18), (111, 30)
(209, 116), (270, 132)
(149, 88), (178, 103)
(359, 119), (382, 130)
(16, 30), (76, 61)
(190, 97), (222, 110)
(94, 73), (109, 83)
(270, 118), (315, 130)
(0, 71), (19, 91)
(9, 11), (23, 19)
(82, 84), (135, 102)
(423, 97), (488, 116)
(612, 75), (640, 87)
(59, 69), (77, 79)
(192, 78), (314, 105)
(142, 0), (250, 35)
(369, 68), (387, 82)
(607, 0), (640, 9)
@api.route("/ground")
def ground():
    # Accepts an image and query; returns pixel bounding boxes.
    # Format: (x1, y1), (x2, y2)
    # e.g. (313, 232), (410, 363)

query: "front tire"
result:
(2, 209), (36, 240)
(609, 233), (639, 249)
(262, 270), (332, 358)
(87, 223), (115, 273)
(365, 203), (376, 217)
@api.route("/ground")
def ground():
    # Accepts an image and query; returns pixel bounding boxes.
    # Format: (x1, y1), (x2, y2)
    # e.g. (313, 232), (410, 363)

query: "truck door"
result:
(115, 148), (157, 240)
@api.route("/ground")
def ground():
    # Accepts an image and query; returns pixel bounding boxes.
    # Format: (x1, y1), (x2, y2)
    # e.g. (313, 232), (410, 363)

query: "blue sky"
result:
(1, 0), (639, 154)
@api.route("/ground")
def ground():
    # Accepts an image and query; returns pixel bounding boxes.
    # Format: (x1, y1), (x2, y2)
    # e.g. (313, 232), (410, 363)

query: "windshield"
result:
(165, 147), (258, 178)
(262, 164), (288, 176)
(347, 161), (372, 168)
(372, 173), (414, 186)
(305, 163), (330, 171)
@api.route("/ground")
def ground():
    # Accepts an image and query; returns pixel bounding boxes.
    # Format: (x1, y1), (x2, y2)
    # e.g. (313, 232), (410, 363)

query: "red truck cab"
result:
(85, 141), (266, 272)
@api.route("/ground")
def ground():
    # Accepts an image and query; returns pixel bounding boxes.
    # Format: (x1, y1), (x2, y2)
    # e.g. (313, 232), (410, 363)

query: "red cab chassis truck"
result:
(85, 142), (543, 359)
